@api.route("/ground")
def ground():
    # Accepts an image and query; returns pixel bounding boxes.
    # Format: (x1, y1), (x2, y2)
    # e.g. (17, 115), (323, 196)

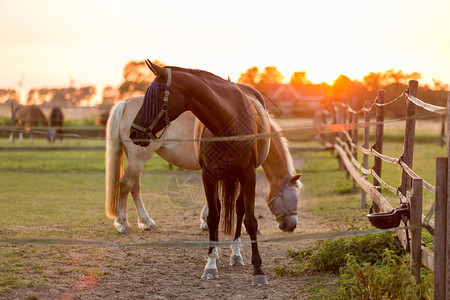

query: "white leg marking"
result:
(138, 216), (157, 231)
(230, 237), (244, 266)
(202, 247), (219, 279)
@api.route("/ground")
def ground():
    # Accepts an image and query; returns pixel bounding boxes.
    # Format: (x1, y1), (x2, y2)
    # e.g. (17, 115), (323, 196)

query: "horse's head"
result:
(129, 60), (187, 147)
(47, 128), (56, 143)
(268, 174), (302, 232)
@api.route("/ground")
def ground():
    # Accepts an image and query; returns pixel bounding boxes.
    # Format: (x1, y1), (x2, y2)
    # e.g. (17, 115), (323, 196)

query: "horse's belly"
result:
(156, 143), (201, 170)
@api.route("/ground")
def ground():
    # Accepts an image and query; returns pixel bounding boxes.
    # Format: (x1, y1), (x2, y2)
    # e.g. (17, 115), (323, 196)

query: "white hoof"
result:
(114, 222), (132, 234)
(200, 222), (208, 231)
(252, 274), (268, 286)
(138, 219), (158, 231)
(201, 268), (218, 279)
(230, 255), (244, 266)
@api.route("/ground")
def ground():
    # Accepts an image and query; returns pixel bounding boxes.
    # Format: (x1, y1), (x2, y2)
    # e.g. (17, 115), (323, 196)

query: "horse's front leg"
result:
(9, 132), (15, 143)
(231, 191), (245, 266)
(130, 171), (157, 231)
(241, 170), (268, 286)
(201, 177), (220, 279)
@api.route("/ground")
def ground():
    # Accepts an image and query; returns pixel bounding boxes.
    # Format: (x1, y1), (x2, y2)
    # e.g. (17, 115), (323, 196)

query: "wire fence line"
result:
(0, 111), (446, 146)
(0, 225), (418, 249)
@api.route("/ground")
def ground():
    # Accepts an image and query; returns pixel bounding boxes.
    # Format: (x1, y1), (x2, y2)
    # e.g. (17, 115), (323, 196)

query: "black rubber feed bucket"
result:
(367, 204), (409, 229)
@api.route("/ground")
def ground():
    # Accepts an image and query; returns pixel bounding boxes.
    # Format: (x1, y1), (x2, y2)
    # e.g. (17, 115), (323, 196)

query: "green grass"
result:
(0, 138), (194, 293)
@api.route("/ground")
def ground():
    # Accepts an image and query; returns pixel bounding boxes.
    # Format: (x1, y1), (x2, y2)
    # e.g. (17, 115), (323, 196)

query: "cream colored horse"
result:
(105, 97), (301, 234)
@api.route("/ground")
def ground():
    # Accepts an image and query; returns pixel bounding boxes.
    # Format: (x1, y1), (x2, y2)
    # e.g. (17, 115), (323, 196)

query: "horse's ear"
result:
(145, 59), (157, 74)
(289, 174), (302, 184)
(145, 59), (166, 77)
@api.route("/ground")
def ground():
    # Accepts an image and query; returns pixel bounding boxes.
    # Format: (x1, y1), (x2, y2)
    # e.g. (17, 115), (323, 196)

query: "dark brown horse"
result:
(50, 107), (64, 141)
(11, 105), (56, 143)
(129, 60), (271, 286)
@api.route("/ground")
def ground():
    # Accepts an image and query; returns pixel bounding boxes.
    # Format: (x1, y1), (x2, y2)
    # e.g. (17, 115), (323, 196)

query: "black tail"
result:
(219, 177), (240, 235)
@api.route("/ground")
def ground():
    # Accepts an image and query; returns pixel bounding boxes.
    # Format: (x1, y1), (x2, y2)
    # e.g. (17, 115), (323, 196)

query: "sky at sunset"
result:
(1, 0), (449, 103)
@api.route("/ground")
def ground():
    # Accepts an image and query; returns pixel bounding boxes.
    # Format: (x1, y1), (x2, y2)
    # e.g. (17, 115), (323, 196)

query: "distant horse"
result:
(129, 60), (283, 286)
(11, 105), (56, 143)
(95, 110), (110, 126)
(50, 107), (64, 141)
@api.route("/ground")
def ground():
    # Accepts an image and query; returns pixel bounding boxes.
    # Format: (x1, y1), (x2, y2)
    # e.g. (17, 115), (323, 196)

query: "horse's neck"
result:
(182, 74), (239, 136)
(30, 107), (48, 126)
(261, 136), (292, 200)
(36, 111), (48, 126)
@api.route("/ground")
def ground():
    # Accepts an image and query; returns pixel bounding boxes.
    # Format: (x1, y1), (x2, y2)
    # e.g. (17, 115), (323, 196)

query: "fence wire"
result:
(0, 225), (419, 248)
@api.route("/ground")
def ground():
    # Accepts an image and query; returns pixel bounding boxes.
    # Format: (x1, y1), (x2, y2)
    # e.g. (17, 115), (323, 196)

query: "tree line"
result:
(1, 60), (448, 118)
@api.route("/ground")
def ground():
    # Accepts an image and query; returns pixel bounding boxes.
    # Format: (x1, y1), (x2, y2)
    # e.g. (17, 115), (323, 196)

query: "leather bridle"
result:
(131, 68), (172, 140)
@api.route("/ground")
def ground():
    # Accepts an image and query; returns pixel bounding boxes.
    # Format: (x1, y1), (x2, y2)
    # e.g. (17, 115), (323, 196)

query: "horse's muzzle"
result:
(129, 128), (150, 147)
(278, 215), (298, 232)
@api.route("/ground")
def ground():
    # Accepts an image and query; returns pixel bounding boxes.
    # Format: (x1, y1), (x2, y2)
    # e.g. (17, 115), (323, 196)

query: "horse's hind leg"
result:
(115, 159), (156, 233)
(113, 160), (140, 233)
(231, 191), (245, 266)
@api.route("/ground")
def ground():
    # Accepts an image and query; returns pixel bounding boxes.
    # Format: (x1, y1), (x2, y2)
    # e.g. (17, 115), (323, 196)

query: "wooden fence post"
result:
(435, 157), (447, 299)
(351, 98), (358, 193)
(441, 115), (446, 147)
(400, 80), (418, 195)
(361, 100), (371, 209)
(344, 105), (351, 180)
(331, 104), (337, 144)
(334, 104), (346, 172)
(410, 177), (423, 283)
(372, 90), (385, 212)
(10, 100), (15, 143)
(446, 93), (450, 298)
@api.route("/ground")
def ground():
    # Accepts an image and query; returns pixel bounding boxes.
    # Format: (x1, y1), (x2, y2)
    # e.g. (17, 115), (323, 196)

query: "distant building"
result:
(266, 83), (326, 116)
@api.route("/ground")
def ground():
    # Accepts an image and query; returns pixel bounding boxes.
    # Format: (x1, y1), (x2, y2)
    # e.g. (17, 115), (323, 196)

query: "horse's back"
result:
(15, 105), (48, 126)
(194, 90), (270, 171)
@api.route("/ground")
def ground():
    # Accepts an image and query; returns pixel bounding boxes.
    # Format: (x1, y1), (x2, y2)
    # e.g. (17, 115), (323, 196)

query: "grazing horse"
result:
(10, 105), (56, 143)
(50, 107), (64, 141)
(96, 110), (110, 126)
(129, 60), (275, 286)
(105, 98), (301, 234)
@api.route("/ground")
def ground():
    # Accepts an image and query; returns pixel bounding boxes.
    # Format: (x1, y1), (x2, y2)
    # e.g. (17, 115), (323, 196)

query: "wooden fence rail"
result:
(320, 80), (449, 299)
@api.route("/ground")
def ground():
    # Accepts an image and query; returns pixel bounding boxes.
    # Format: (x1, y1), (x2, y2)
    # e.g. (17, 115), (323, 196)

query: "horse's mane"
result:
(165, 66), (267, 109)
(165, 66), (228, 85)
(269, 118), (297, 179)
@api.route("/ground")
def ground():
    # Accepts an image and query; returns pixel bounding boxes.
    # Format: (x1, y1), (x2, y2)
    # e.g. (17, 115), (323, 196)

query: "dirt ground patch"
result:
(4, 165), (329, 300)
